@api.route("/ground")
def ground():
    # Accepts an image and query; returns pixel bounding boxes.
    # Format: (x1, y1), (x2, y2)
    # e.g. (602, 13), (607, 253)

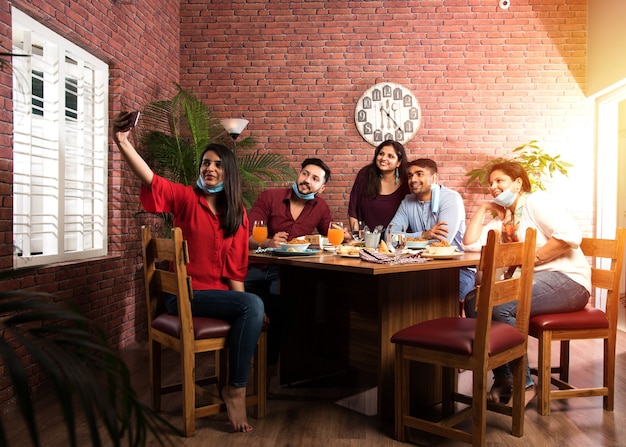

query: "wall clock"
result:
(354, 82), (421, 146)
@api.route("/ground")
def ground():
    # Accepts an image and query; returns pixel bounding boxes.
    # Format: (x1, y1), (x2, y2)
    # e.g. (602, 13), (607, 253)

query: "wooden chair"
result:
(529, 227), (626, 416)
(391, 228), (536, 446)
(141, 226), (266, 436)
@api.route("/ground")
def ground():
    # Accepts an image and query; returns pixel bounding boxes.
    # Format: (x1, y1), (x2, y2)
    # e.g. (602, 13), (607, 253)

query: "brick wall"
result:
(0, 0), (594, 407)
(0, 0), (180, 404)
(179, 0), (593, 230)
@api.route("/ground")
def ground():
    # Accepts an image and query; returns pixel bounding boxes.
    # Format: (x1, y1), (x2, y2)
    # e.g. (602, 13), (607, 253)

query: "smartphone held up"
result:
(119, 111), (140, 132)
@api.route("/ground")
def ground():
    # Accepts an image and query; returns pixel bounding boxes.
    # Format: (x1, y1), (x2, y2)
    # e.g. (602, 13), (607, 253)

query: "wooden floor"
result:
(5, 330), (626, 447)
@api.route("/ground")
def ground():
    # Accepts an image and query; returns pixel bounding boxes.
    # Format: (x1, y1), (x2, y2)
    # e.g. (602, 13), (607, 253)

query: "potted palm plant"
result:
(0, 279), (180, 446)
(138, 85), (296, 212)
(465, 140), (572, 191)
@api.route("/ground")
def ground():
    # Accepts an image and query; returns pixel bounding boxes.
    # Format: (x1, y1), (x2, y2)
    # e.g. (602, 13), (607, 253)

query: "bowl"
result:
(426, 244), (457, 255)
(279, 242), (310, 252)
(406, 239), (428, 249)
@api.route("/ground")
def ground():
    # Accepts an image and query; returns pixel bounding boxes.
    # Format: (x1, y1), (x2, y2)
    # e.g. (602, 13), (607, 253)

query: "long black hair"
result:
(363, 140), (408, 198)
(197, 144), (244, 238)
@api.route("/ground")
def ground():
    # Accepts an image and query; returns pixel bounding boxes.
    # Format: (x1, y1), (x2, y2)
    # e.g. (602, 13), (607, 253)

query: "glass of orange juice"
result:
(327, 221), (344, 250)
(252, 220), (268, 245)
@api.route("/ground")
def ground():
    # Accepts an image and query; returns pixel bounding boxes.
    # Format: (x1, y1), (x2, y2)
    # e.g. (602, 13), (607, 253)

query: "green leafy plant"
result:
(465, 140), (572, 191)
(139, 84), (296, 211)
(0, 285), (180, 447)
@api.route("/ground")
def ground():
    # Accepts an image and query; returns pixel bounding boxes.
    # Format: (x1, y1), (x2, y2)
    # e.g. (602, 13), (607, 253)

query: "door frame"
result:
(593, 79), (626, 323)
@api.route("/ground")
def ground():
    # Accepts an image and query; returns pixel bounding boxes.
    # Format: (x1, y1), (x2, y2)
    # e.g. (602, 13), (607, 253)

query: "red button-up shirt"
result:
(140, 174), (249, 291)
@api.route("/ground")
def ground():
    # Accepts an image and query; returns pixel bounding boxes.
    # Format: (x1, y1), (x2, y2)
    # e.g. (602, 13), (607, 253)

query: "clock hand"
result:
(380, 106), (401, 131)
(385, 100), (391, 129)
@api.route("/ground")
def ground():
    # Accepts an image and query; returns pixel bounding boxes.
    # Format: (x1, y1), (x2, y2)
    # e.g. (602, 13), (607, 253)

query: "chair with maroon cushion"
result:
(391, 228), (536, 446)
(529, 227), (626, 416)
(141, 226), (266, 436)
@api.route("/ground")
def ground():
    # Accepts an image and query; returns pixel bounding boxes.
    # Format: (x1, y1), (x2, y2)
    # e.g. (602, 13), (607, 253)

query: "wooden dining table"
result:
(249, 248), (481, 423)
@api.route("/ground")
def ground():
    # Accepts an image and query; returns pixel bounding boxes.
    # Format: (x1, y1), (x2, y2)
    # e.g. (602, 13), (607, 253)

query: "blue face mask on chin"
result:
(493, 184), (518, 207)
(196, 175), (224, 194)
(292, 182), (315, 200)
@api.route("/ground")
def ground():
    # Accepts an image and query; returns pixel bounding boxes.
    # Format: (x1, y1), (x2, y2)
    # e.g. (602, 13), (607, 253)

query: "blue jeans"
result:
(467, 270), (590, 387)
(165, 290), (264, 387)
(459, 267), (476, 302)
(245, 265), (297, 365)
(245, 265), (280, 295)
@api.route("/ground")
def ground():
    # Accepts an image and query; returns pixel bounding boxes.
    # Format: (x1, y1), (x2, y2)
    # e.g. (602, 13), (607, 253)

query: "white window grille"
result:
(11, 8), (109, 268)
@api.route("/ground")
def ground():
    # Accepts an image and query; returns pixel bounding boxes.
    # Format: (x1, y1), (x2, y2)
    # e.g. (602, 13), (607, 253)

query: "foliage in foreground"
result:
(0, 288), (180, 447)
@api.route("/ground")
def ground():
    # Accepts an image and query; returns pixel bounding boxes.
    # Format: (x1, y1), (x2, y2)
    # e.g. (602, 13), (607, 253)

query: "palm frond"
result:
(138, 85), (296, 211)
(0, 291), (180, 447)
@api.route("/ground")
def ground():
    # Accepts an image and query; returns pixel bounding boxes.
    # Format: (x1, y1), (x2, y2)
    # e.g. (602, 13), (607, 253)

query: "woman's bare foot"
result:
(222, 385), (252, 433)
(487, 375), (513, 404)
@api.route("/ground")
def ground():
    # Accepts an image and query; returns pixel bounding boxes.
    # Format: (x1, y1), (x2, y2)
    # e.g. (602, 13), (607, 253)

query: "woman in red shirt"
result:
(112, 112), (264, 433)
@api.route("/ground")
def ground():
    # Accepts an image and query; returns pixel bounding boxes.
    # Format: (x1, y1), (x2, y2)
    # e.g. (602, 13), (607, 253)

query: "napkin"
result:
(359, 249), (429, 265)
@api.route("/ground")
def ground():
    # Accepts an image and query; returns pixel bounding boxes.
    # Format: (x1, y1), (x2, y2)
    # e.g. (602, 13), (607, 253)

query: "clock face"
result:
(354, 82), (421, 146)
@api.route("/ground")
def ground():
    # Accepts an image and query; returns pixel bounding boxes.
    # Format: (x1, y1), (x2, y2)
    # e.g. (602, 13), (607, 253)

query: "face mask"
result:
(196, 175), (224, 194)
(493, 183), (518, 207)
(292, 182), (315, 200)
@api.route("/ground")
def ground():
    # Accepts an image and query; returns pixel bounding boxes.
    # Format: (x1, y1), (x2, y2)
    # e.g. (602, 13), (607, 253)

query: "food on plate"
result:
(378, 239), (391, 254)
(279, 239), (310, 252)
(337, 245), (363, 256)
(427, 239), (456, 255)
(286, 238), (307, 244)
(303, 234), (323, 247)
(406, 237), (427, 242)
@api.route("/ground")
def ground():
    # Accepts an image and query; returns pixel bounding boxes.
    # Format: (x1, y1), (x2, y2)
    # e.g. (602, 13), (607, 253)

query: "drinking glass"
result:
(252, 220), (268, 245)
(386, 224), (406, 263)
(351, 220), (365, 241)
(327, 222), (344, 250)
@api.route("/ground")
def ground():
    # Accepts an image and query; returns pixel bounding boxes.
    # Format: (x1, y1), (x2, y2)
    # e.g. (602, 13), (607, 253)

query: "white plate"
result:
(324, 246), (337, 252)
(273, 248), (322, 256)
(421, 251), (464, 259)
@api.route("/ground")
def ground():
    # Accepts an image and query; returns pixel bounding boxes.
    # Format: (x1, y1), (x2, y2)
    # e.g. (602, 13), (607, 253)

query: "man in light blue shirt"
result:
(388, 158), (474, 302)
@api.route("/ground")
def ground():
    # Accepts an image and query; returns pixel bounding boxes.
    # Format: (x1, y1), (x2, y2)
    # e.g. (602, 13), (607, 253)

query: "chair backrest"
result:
(580, 227), (626, 327)
(141, 226), (195, 341)
(474, 228), (537, 358)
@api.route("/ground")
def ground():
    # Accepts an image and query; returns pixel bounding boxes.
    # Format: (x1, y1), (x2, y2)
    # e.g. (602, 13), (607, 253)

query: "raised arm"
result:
(463, 202), (504, 245)
(112, 112), (154, 186)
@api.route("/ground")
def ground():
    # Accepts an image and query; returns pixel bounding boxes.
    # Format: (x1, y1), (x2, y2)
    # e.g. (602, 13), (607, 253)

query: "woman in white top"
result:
(463, 161), (591, 403)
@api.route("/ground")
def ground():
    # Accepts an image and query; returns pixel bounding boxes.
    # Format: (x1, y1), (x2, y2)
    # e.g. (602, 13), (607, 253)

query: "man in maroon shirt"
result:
(247, 157), (333, 257)
(246, 158), (333, 389)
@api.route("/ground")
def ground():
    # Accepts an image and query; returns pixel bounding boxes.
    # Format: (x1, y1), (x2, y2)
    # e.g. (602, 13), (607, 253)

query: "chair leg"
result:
(471, 368), (487, 447)
(559, 340), (570, 382)
(219, 348), (228, 390)
(394, 346), (408, 442)
(441, 366), (455, 417)
(537, 330), (552, 416)
(254, 331), (267, 418)
(509, 356), (525, 437)
(181, 348), (196, 437)
(604, 337), (615, 411)
(150, 339), (162, 411)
